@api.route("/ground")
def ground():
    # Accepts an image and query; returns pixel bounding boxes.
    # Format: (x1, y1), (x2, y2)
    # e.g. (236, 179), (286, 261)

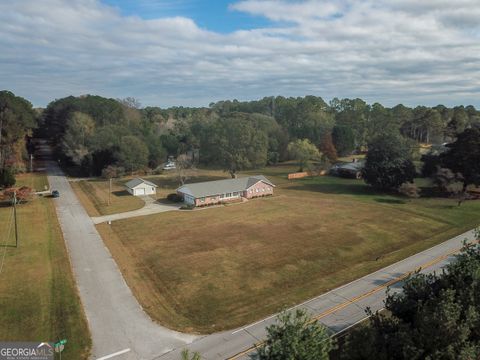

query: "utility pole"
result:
(13, 191), (18, 248)
(108, 178), (112, 206)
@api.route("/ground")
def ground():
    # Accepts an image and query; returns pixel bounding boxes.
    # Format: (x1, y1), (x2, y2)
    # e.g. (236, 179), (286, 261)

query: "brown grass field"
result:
(0, 173), (91, 359)
(95, 165), (480, 334)
(71, 179), (145, 216)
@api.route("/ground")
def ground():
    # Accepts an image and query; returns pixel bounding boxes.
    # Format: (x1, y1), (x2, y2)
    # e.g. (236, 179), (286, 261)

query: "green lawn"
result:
(0, 173), (91, 359)
(96, 165), (480, 334)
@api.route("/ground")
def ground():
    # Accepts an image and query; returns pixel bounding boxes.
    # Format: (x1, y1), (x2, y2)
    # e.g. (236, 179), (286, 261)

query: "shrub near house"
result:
(177, 175), (275, 207)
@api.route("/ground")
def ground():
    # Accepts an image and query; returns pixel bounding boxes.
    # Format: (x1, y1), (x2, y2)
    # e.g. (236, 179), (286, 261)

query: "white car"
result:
(163, 162), (176, 170)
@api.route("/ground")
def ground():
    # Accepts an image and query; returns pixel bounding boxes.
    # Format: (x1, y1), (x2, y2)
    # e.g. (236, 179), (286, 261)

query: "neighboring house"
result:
(331, 160), (364, 179)
(125, 178), (157, 196)
(177, 175), (275, 207)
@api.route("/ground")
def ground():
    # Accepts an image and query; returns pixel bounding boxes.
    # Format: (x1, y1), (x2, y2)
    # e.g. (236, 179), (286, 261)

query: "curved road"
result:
(44, 146), (196, 360)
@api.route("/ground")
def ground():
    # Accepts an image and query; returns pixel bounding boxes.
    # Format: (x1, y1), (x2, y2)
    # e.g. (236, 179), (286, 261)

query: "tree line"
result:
(1, 90), (480, 182)
(35, 94), (480, 178)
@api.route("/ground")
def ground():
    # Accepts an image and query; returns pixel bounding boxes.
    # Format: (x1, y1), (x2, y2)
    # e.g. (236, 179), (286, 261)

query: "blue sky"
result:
(1, 0), (479, 108)
(102, 0), (273, 32)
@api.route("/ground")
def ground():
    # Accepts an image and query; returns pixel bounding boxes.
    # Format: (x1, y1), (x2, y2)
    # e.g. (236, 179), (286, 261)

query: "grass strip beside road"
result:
(0, 173), (91, 359)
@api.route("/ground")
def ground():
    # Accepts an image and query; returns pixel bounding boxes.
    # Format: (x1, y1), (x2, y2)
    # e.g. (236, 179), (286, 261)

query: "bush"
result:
(167, 193), (183, 203)
(398, 182), (421, 198)
(180, 204), (194, 210)
(0, 168), (16, 188)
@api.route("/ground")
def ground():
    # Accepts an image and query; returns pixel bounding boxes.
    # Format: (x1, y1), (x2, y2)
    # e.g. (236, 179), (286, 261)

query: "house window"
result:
(233, 191), (238, 196)
(220, 194), (225, 199)
(226, 192), (232, 197)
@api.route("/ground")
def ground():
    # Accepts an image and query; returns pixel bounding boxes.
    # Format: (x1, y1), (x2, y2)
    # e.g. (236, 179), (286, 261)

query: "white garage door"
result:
(135, 188), (145, 196)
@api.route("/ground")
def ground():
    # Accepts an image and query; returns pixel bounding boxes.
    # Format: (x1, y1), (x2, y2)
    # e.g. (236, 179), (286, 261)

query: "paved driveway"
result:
(44, 150), (196, 359)
(91, 196), (181, 224)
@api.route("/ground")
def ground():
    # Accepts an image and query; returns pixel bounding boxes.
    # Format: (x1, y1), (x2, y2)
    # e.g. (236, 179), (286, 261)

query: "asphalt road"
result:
(157, 228), (478, 360)
(44, 146), (196, 360)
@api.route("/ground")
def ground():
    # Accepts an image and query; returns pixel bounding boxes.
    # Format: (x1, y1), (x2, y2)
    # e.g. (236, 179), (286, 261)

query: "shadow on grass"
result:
(375, 198), (406, 205)
(112, 190), (130, 197)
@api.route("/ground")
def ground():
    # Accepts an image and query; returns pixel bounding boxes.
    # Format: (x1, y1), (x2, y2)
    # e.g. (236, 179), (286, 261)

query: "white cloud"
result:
(0, 0), (479, 108)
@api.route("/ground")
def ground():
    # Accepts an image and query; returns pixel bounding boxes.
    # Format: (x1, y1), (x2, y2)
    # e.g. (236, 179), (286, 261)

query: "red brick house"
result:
(176, 175), (275, 207)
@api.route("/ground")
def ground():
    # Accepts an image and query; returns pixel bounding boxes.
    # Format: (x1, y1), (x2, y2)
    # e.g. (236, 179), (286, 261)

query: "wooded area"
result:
(2, 90), (480, 186)
(31, 94), (480, 178)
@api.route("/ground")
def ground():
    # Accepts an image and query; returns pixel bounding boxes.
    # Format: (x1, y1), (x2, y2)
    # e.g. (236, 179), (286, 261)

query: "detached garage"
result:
(125, 178), (157, 196)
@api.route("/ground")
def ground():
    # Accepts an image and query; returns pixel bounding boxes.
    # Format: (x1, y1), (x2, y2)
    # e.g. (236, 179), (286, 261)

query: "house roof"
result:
(125, 178), (158, 189)
(337, 161), (364, 172)
(177, 175), (275, 198)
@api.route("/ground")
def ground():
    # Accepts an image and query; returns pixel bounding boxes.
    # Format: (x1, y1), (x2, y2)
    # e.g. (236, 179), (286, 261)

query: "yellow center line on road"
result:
(226, 246), (462, 360)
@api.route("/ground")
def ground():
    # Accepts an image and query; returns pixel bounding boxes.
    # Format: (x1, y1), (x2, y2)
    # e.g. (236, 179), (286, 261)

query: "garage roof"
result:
(125, 178), (158, 189)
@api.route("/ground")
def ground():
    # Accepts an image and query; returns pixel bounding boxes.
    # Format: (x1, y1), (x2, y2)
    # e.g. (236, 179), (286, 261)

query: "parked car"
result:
(51, 190), (60, 198)
(163, 162), (176, 170)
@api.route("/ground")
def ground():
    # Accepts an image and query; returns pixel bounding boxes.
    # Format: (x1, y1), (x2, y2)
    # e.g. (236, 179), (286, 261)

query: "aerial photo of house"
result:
(125, 178), (158, 196)
(177, 175), (275, 207)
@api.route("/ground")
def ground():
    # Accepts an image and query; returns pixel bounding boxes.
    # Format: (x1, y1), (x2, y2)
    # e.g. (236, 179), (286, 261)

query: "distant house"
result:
(177, 175), (275, 207)
(125, 178), (157, 196)
(331, 160), (364, 179)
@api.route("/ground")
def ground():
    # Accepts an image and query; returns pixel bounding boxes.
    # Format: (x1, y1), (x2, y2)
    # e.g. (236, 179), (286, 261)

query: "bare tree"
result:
(176, 154), (197, 185)
(119, 97), (142, 109)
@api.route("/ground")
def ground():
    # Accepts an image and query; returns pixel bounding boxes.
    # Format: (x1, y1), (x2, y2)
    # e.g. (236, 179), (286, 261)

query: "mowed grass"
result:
(97, 165), (480, 334)
(72, 169), (234, 216)
(0, 173), (91, 358)
(71, 179), (145, 216)
(15, 171), (49, 192)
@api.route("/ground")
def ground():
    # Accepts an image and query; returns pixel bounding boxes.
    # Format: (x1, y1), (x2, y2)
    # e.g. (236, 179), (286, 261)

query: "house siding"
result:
(131, 184), (156, 196)
(245, 181), (273, 199)
(177, 177), (274, 207)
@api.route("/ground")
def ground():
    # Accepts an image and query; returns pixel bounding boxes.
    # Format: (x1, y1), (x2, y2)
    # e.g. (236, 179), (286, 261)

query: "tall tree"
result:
(363, 133), (416, 190)
(287, 139), (320, 172)
(332, 125), (355, 156)
(116, 136), (149, 174)
(0, 91), (36, 172)
(215, 113), (268, 178)
(441, 127), (480, 192)
(61, 112), (95, 165)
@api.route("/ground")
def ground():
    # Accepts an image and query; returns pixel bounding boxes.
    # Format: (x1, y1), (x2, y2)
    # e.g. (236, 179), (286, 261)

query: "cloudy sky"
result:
(1, 0), (479, 108)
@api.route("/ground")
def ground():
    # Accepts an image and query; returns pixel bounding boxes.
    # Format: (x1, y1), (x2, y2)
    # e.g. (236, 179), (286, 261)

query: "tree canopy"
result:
(441, 127), (480, 192)
(362, 133), (416, 191)
(341, 230), (480, 360)
(254, 309), (332, 360)
(287, 139), (321, 172)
